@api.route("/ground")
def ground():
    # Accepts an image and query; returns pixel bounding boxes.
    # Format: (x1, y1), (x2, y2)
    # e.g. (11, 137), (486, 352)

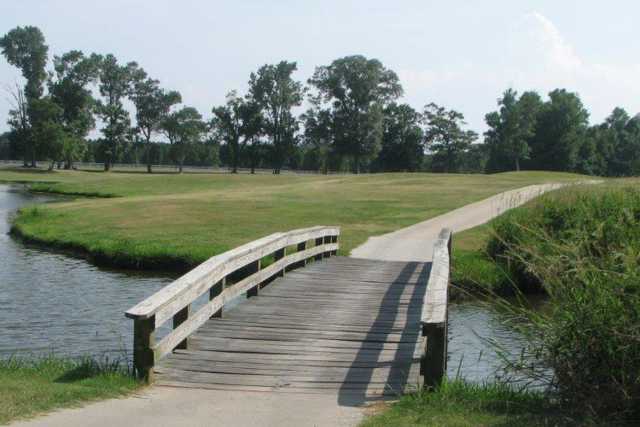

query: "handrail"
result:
(420, 228), (452, 389)
(125, 225), (340, 381)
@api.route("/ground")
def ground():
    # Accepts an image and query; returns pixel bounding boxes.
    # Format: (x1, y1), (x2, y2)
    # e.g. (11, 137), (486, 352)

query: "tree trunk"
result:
(146, 140), (153, 173)
(515, 157), (520, 171)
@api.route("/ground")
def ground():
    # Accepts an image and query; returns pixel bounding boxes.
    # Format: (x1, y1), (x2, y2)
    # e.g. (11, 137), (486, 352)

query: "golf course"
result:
(1, 169), (583, 271)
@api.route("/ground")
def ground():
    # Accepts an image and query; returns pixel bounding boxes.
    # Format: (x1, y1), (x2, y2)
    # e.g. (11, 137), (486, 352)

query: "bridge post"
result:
(247, 260), (261, 297)
(421, 322), (447, 389)
(210, 277), (225, 318)
(314, 237), (323, 261)
(323, 235), (332, 258)
(133, 315), (155, 382)
(290, 241), (307, 270)
(274, 248), (286, 277)
(173, 305), (191, 350)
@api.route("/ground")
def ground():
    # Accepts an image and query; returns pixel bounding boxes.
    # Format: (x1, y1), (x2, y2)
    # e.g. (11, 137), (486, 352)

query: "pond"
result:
(0, 184), (528, 382)
(0, 184), (172, 361)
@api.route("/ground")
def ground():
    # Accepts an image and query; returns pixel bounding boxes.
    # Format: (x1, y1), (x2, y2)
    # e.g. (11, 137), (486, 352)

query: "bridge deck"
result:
(155, 257), (431, 400)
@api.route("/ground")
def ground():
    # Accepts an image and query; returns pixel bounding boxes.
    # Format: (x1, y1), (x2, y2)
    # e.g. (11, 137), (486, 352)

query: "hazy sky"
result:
(1, 1), (639, 135)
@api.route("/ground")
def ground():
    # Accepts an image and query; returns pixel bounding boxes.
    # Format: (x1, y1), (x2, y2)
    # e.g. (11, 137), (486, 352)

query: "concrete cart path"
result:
(10, 387), (365, 427)
(350, 183), (567, 262)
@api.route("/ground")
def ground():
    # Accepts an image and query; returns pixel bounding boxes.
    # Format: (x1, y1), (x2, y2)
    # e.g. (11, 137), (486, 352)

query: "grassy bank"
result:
(0, 168), (583, 271)
(361, 380), (570, 426)
(0, 357), (139, 424)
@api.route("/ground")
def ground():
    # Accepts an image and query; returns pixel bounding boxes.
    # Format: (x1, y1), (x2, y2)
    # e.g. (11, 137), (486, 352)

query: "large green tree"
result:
(211, 91), (262, 173)
(0, 26), (49, 166)
(161, 106), (206, 173)
(48, 50), (101, 168)
(485, 89), (542, 172)
(130, 67), (182, 173)
(423, 103), (477, 173)
(526, 89), (589, 171)
(248, 61), (303, 174)
(308, 55), (402, 173)
(95, 54), (137, 171)
(375, 103), (424, 172)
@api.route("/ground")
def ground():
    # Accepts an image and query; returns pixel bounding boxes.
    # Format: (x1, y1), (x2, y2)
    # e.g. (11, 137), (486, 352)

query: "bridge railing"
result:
(420, 228), (452, 389)
(125, 225), (340, 381)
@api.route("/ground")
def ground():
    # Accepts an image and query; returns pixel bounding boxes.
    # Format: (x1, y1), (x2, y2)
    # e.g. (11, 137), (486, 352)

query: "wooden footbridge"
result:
(126, 226), (451, 401)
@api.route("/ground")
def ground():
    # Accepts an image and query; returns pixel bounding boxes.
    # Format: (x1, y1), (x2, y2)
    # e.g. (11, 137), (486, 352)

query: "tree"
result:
(161, 106), (205, 173)
(248, 61), (304, 174)
(48, 50), (101, 168)
(527, 89), (589, 171)
(375, 103), (424, 172)
(308, 55), (403, 173)
(423, 103), (477, 173)
(28, 97), (66, 169)
(0, 26), (49, 166)
(301, 107), (333, 173)
(485, 89), (542, 172)
(95, 54), (136, 171)
(130, 68), (181, 173)
(211, 91), (262, 173)
(5, 83), (30, 166)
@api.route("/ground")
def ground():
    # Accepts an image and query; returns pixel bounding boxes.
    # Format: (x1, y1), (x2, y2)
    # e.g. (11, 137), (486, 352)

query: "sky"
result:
(1, 0), (639, 135)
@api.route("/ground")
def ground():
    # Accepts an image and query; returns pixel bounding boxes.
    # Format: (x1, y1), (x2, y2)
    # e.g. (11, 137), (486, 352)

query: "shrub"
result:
(486, 184), (640, 420)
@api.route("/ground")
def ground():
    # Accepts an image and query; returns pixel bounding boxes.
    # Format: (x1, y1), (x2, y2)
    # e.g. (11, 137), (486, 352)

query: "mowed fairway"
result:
(1, 169), (584, 270)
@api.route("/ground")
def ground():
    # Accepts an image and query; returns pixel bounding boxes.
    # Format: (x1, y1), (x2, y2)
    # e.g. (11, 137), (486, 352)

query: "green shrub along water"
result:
(485, 183), (640, 421)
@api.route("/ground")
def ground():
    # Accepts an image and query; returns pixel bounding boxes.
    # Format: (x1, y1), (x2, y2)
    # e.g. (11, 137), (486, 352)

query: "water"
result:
(0, 184), (531, 382)
(448, 301), (532, 383)
(0, 185), (172, 360)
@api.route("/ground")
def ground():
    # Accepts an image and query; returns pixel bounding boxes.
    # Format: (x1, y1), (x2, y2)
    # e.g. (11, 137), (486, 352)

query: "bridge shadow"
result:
(337, 261), (430, 406)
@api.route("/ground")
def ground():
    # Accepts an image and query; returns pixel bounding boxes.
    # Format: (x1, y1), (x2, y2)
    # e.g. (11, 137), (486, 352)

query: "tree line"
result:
(1, 26), (637, 176)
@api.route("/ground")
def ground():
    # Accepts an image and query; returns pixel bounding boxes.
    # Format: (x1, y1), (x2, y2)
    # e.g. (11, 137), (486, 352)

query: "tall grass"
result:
(485, 183), (640, 421)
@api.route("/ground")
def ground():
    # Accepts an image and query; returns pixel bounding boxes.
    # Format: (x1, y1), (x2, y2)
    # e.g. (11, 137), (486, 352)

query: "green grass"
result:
(360, 380), (572, 427)
(0, 356), (140, 425)
(0, 168), (585, 271)
(450, 224), (512, 299)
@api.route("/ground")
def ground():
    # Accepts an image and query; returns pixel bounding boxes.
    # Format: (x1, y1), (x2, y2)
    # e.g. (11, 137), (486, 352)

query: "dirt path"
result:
(350, 183), (568, 262)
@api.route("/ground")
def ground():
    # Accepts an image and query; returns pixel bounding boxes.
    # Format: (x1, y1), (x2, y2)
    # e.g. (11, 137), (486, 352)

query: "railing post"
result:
(330, 235), (338, 256)
(247, 259), (261, 297)
(173, 305), (191, 350)
(323, 235), (332, 258)
(295, 241), (307, 269)
(314, 237), (323, 261)
(421, 322), (447, 389)
(209, 277), (225, 318)
(274, 248), (286, 277)
(133, 315), (155, 382)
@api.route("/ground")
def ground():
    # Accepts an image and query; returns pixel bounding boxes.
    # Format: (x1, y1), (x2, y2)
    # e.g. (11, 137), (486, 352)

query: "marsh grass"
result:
(0, 355), (140, 424)
(483, 182), (640, 421)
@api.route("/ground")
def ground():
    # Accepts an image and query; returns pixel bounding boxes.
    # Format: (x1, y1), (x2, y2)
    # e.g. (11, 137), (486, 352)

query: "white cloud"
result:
(399, 11), (640, 131)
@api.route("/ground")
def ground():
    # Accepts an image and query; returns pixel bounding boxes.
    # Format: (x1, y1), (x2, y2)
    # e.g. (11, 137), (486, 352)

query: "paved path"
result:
(351, 183), (566, 262)
(13, 182), (579, 427)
